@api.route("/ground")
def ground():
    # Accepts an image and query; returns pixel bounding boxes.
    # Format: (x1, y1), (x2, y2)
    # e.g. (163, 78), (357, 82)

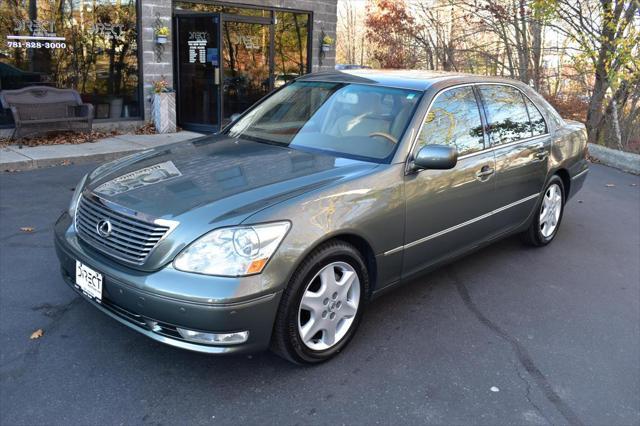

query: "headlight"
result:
(173, 221), (291, 276)
(69, 174), (88, 220)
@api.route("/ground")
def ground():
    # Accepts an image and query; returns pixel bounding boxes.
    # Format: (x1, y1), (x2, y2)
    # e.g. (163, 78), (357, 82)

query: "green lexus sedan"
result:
(55, 70), (589, 364)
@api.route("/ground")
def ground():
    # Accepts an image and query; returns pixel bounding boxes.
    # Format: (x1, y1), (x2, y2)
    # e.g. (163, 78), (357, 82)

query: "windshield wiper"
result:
(240, 134), (289, 147)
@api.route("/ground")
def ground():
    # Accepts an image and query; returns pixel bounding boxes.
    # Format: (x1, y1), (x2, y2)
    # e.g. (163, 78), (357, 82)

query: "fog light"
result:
(176, 328), (249, 345)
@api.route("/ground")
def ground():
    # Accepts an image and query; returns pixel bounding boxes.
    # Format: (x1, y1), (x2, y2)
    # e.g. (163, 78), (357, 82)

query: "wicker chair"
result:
(0, 86), (93, 143)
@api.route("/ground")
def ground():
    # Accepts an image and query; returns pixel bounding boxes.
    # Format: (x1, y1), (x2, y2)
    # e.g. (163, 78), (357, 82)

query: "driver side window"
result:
(416, 86), (485, 156)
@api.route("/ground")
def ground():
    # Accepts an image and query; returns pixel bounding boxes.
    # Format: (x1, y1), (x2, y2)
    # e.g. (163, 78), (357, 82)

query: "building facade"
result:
(0, 0), (337, 133)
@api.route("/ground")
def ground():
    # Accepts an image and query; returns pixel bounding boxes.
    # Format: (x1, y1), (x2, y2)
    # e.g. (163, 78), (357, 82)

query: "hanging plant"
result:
(155, 26), (170, 44)
(321, 35), (334, 52)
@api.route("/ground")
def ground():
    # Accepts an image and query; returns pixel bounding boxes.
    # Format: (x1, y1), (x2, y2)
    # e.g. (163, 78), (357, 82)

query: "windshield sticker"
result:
(94, 161), (182, 196)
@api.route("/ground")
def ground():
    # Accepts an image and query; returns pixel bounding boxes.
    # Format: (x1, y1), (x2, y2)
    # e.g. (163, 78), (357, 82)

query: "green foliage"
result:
(530, 0), (558, 23)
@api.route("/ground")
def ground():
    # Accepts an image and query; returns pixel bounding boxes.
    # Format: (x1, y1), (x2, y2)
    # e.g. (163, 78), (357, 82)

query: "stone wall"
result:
(140, 0), (173, 122)
(139, 0), (337, 122)
(588, 143), (640, 175)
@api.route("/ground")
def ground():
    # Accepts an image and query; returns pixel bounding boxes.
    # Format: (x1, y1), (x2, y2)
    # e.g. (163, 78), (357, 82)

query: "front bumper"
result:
(54, 213), (282, 355)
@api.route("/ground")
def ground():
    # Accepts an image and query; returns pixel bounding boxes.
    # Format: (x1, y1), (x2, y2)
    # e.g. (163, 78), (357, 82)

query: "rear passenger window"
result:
(416, 86), (484, 156)
(479, 85), (531, 145)
(524, 97), (547, 136)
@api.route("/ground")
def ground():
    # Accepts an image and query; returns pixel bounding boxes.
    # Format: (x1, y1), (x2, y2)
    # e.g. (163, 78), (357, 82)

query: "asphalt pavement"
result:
(0, 163), (638, 425)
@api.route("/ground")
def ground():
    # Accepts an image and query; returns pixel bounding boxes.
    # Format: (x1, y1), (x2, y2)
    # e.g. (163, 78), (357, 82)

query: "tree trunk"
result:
(609, 101), (623, 150)
(530, 11), (543, 91)
(586, 70), (608, 145)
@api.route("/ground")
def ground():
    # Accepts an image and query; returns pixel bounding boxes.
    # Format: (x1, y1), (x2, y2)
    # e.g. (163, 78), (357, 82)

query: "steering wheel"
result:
(369, 132), (398, 144)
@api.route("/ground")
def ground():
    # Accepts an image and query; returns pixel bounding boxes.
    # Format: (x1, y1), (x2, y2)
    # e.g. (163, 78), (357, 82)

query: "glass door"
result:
(175, 14), (221, 132)
(221, 18), (272, 124)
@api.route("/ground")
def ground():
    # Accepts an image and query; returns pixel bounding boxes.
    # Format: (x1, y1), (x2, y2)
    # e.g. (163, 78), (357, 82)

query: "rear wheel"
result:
(522, 176), (565, 246)
(271, 241), (368, 364)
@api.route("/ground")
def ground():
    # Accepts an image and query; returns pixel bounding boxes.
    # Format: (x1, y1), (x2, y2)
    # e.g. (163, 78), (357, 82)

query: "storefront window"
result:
(222, 20), (270, 120)
(0, 0), (141, 125)
(274, 11), (309, 87)
(171, 2), (311, 130)
(174, 3), (310, 86)
(174, 2), (270, 18)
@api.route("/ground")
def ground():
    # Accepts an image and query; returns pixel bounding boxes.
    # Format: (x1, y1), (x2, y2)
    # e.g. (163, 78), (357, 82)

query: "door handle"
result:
(535, 148), (548, 160)
(475, 165), (495, 180)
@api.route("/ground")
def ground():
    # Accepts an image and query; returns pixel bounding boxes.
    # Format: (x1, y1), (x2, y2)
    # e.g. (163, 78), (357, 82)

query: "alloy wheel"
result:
(540, 183), (562, 238)
(297, 261), (361, 351)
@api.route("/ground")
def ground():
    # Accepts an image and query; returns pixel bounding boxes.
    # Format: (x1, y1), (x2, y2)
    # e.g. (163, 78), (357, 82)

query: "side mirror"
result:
(412, 144), (458, 171)
(230, 113), (242, 122)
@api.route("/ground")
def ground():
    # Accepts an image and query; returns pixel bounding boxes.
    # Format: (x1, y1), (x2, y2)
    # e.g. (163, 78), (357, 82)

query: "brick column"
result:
(140, 0), (173, 122)
(309, 0), (337, 72)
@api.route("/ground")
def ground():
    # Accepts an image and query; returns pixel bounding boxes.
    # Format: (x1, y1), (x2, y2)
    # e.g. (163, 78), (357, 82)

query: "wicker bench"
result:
(0, 86), (93, 141)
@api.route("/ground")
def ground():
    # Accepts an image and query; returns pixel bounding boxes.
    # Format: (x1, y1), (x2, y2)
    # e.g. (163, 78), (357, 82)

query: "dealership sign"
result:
(6, 19), (66, 49)
(188, 32), (208, 63)
(89, 23), (126, 40)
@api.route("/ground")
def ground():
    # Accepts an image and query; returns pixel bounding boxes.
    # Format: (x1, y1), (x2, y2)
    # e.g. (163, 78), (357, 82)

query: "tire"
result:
(270, 240), (369, 365)
(521, 175), (565, 247)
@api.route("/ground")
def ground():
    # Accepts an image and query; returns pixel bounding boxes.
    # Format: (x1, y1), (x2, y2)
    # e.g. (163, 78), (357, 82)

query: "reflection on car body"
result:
(95, 161), (182, 196)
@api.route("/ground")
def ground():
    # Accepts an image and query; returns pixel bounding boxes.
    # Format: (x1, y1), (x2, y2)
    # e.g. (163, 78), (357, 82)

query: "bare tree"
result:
(451, 0), (546, 88)
(337, 0), (371, 66)
(412, 0), (468, 71)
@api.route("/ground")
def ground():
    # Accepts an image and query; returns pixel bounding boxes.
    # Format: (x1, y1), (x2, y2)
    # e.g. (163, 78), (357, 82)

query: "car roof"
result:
(296, 69), (524, 92)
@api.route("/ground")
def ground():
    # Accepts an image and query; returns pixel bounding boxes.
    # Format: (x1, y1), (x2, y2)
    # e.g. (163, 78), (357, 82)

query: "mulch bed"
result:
(0, 122), (158, 148)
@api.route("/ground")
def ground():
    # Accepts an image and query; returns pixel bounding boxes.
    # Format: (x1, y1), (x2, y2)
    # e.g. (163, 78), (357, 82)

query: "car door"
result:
(401, 85), (500, 279)
(477, 85), (551, 232)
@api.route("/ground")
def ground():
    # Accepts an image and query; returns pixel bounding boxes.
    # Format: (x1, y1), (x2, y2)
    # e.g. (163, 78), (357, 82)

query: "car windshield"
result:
(225, 81), (422, 162)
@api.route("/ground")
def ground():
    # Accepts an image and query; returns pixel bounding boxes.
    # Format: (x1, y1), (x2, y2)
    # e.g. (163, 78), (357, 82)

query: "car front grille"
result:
(75, 195), (173, 265)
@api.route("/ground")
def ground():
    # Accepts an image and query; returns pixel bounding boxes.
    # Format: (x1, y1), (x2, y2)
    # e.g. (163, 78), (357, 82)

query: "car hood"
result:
(85, 134), (378, 225)
(81, 134), (379, 270)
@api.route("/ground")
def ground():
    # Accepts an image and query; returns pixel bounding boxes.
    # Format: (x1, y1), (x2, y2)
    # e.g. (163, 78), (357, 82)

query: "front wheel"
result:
(270, 241), (369, 364)
(522, 176), (565, 246)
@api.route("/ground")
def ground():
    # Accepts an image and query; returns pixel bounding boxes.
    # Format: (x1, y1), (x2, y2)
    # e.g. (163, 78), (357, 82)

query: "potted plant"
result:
(151, 79), (176, 134)
(156, 26), (170, 44)
(321, 35), (334, 52)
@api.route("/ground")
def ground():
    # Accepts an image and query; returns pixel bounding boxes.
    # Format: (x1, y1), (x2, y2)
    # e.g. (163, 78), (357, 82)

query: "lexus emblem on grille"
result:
(96, 219), (112, 238)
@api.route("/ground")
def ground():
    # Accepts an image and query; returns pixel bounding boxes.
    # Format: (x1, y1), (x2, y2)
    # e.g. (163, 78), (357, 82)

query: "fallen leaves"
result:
(30, 329), (44, 340)
(545, 95), (587, 123)
(0, 122), (164, 148)
(0, 130), (118, 148)
(135, 122), (158, 135)
(20, 227), (35, 233)
(587, 155), (601, 164)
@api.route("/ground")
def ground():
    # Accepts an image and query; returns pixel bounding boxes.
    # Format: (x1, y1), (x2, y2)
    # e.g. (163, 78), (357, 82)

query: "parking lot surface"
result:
(1, 163), (638, 425)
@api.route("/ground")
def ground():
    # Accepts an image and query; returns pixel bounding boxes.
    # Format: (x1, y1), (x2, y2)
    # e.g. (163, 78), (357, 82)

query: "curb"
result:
(588, 143), (640, 175)
(1, 147), (147, 171)
(1, 132), (202, 172)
